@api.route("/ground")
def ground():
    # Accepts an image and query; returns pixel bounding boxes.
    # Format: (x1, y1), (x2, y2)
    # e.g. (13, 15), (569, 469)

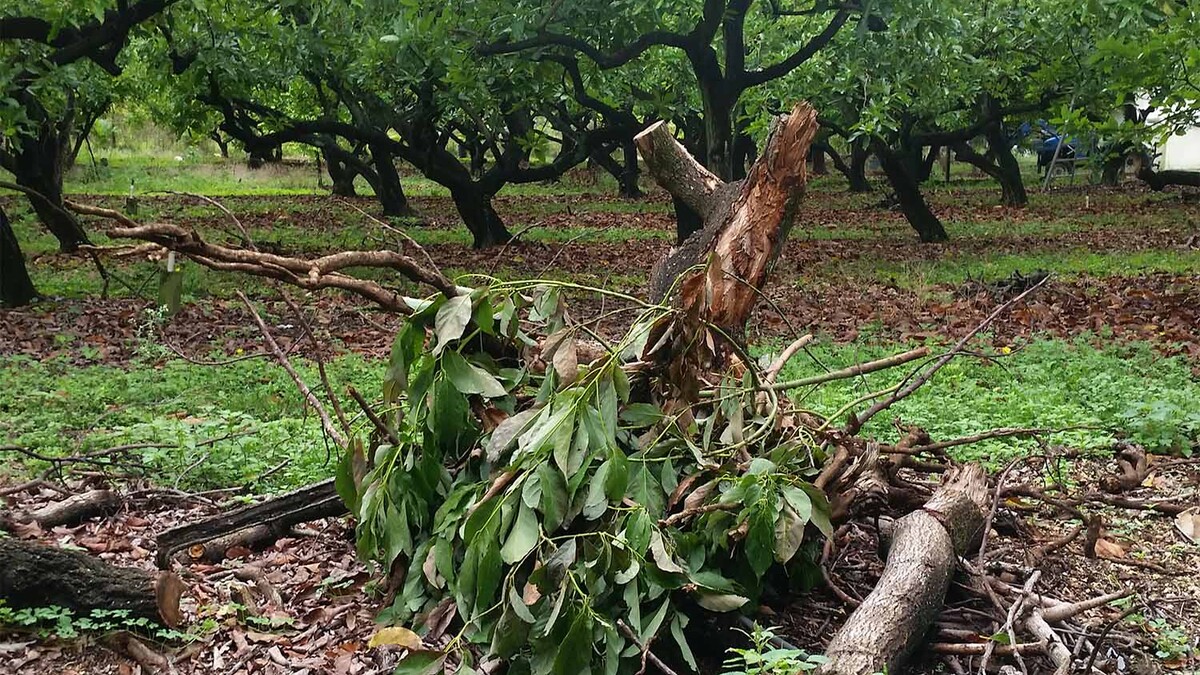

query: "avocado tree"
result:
(794, 0), (1081, 241)
(148, 0), (624, 247)
(479, 0), (869, 239)
(1, 0), (175, 252)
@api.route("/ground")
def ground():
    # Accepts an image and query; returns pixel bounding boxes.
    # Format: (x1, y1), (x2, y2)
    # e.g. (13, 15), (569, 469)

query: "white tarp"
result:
(1158, 125), (1200, 172)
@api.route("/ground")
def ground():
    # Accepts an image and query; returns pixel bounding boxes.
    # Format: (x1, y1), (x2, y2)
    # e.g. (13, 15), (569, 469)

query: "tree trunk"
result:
(984, 124), (1029, 207)
(324, 148), (359, 197)
(817, 464), (989, 675)
(0, 539), (182, 627)
(369, 145), (412, 217)
(2, 132), (91, 252)
(672, 196), (704, 244)
(954, 140), (1028, 208)
(811, 145), (829, 175)
(0, 206), (38, 307)
(637, 102), (819, 336)
(210, 131), (231, 158)
(589, 143), (642, 199)
(1136, 152), (1200, 191)
(450, 184), (511, 248)
(917, 144), (941, 183)
(156, 479), (346, 568)
(848, 139), (872, 192)
(875, 141), (948, 243)
(618, 140), (642, 198)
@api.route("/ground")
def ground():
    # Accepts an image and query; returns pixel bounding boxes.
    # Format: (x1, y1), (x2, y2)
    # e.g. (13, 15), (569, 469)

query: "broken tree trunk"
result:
(638, 102), (818, 336)
(817, 464), (989, 675)
(0, 538), (182, 627)
(155, 478), (346, 567)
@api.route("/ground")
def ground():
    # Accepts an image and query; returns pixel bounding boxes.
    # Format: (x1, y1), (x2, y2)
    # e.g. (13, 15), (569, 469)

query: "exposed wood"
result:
(155, 479), (346, 568)
(0, 538), (182, 627)
(817, 465), (989, 675)
(638, 103), (819, 329)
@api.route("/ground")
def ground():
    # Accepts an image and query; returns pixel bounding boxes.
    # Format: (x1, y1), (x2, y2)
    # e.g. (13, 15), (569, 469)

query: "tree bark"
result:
(638, 103), (819, 336)
(984, 121), (1029, 207)
(368, 144), (412, 217)
(449, 184), (511, 248)
(954, 140), (1027, 208)
(155, 478), (346, 568)
(811, 145), (829, 175)
(324, 147), (359, 197)
(817, 464), (989, 675)
(847, 138), (872, 192)
(874, 141), (948, 242)
(0, 539), (183, 627)
(23, 489), (121, 528)
(0, 206), (38, 307)
(917, 144), (941, 183)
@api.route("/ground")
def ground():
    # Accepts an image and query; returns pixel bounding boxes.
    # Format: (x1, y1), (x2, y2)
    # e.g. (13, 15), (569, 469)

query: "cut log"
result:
(817, 464), (990, 675)
(27, 489), (122, 527)
(0, 538), (182, 627)
(155, 478), (346, 568)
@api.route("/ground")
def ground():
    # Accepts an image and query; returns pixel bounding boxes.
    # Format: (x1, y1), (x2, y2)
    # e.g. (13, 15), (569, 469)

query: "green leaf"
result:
(391, 652), (445, 675)
(551, 612), (593, 675)
(487, 408), (539, 463)
(774, 503), (806, 563)
(509, 585), (536, 624)
(432, 294), (472, 355)
(797, 483), (834, 538)
(605, 449), (629, 501)
(620, 403), (663, 427)
(582, 460), (613, 520)
(670, 614), (698, 672)
(501, 502), (540, 564)
(538, 461), (570, 531)
(442, 350), (507, 398)
(648, 531), (684, 574)
(745, 504), (776, 577)
(694, 592), (750, 612)
(640, 599), (671, 643)
(474, 537), (503, 617)
(624, 509), (652, 555)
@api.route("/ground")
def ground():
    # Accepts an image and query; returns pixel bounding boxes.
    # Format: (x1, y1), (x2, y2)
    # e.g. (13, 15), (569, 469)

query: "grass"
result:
(830, 249), (1200, 288)
(770, 337), (1200, 464)
(0, 351), (383, 493)
(2, 336), (1194, 494)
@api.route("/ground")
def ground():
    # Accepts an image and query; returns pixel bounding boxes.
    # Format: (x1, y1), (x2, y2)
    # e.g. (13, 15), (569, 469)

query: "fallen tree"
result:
(155, 479), (345, 567)
(0, 539), (183, 627)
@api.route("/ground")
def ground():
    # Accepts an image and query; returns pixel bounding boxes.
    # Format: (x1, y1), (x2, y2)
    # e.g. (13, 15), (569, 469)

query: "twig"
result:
(65, 200), (457, 310)
(347, 386), (399, 445)
(895, 428), (1056, 455)
(617, 620), (680, 675)
(977, 457), (1028, 566)
(764, 334), (814, 383)
(848, 275), (1050, 433)
(930, 642), (1044, 656)
(1084, 606), (1138, 673)
(238, 291), (346, 448)
(761, 346), (931, 392)
(1033, 523), (1083, 559)
(988, 570), (1040, 675)
(280, 292), (352, 440)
